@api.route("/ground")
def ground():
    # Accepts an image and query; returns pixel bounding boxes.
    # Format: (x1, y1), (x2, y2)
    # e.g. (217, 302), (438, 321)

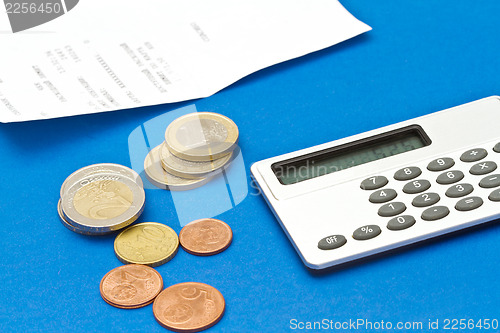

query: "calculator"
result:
(251, 96), (500, 270)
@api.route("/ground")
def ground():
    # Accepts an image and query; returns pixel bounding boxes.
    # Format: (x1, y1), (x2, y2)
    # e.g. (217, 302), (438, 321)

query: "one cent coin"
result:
(100, 264), (163, 309)
(179, 219), (232, 256)
(153, 282), (225, 332)
(114, 222), (179, 267)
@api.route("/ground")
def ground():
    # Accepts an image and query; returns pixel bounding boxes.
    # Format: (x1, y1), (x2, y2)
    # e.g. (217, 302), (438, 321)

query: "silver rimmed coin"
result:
(60, 163), (143, 198)
(164, 112), (239, 161)
(159, 142), (232, 179)
(57, 199), (115, 235)
(61, 173), (145, 233)
(144, 145), (212, 191)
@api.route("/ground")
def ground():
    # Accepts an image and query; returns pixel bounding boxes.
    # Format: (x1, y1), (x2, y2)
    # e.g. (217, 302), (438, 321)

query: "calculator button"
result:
(455, 196), (483, 211)
(479, 174), (500, 188)
(427, 158), (455, 171)
(421, 206), (450, 221)
(460, 148), (488, 162)
(402, 179), (431, 194)
(360, 176), (388, 190)
(369, 189), (397, 203)
(412, 192), (440, 207)
(352, 225), (381, 240)
(445, 183), (474, 198)
(378, 202), (406, 217)
(493, 143), (500, 153)
(394, 167), (422, 181)
(387, 215), (416, 231)
(436, 170), (464, 185)
(469, 161), (497, 175)
(318, 235), (347, 250)
(488, 189), (500, 201)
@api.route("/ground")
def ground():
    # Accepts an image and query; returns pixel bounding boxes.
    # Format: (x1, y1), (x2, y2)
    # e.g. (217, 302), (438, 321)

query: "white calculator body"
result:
(251, 96), (500, 270)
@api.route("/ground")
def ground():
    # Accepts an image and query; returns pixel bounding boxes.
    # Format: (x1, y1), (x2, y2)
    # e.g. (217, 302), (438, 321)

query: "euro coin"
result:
(57, 199), (112, 236)
(144, 145), (211, 191)
(114, 222), (179, 267)
(100, 264), (164, 309)
(61, 172), (145, 233)
(179, 218), (232, 256)
(60, 163), (143, 198)
(164, 112), (238, 162)
(153, 282), (225, 332)
(159, 143), (232, 179)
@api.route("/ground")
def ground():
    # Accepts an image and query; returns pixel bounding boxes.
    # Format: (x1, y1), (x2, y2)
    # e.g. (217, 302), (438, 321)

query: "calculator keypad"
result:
(402, 179), (431, 194)
(479, 174), (500, 188)
(369, 189), (397, 203)
(469, 161), (497, 175)
(378, 202), (406, 217)
(421, 206), (450, 221)
(436, 170), (464, 185)
(427, 157), (455, 171)
(445, 183), (474, 198)
(394, 167), (421, 181)
(460, 148), (488, 162)
(412, 192), (440, 207)
(343, 143), (500, 247)
(455, 196), (483, 211)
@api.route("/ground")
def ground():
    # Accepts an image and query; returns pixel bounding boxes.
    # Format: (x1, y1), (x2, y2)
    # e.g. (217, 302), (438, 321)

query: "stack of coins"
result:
(144, 112), (239, 190)
(58, 163), (145, 235)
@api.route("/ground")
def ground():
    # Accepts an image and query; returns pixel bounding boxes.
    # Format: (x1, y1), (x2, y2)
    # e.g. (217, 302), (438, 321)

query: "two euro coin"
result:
(58, 163), (145, 235)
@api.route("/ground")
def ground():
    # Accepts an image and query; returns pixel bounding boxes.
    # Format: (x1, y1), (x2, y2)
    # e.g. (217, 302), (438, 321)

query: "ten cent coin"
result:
(100, 264), (163, 309)
(153, 282), (225, 332)
(179, 219), (232, 256)
(114, 222), (179, 267)
(164, 112), (239, 162)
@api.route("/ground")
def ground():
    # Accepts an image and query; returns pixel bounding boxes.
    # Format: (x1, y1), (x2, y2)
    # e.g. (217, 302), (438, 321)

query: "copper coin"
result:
(153, 282), (225, 332)
(100, 264), (163, 309)
(179, 218), (232, 256)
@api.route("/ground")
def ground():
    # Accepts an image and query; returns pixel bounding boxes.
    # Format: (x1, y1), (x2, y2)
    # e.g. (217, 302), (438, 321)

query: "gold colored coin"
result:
(114, 222), (179, 267)
(144, 145), (212, 191)
(164, 112), (239, 161)
(74, 180), (134, 220)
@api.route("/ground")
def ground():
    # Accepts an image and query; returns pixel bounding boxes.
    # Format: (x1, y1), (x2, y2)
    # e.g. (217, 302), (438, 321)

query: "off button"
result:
(318, 235), (347, 250)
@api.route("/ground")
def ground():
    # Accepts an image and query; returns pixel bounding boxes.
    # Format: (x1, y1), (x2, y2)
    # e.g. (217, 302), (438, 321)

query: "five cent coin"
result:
(100, 264), (163, 309)
(179, 219), (232, 256)
(153, 282), (225, 332)
(114, 222), (179, 267)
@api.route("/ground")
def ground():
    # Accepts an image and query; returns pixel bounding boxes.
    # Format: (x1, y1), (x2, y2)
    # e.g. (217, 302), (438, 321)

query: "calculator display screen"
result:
(272, 125), (431, 185)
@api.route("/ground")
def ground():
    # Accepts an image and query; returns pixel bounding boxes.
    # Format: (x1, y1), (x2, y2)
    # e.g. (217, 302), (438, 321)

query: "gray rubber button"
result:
(427, 158), (455, 172)
(488, 189), (500, 201)
(412, 192), (440, 207)
(318, 235), (347, 250)
(378, 202), (406, 217)
(460, 148), (487, 162)
(479, 174), (500, 188)
(445, 183), (474, 198)
(394, 167), (422, 181)
(369, 189), (397, 203)
(470, 161), (497, 175)
(352, 225), (381, 240)
(494, 143), (500, 153)
(387, 215), (416, 231)
(421, 206), (450, 221)
(360, 176), (388, 190)
(436, 170), (464, 185)
(455, 196), (483, 211)
(402, 179), (431, 194)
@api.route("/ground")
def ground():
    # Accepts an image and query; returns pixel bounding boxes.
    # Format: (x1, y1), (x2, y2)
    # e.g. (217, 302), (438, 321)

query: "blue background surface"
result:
(2, 0), (500, 332)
